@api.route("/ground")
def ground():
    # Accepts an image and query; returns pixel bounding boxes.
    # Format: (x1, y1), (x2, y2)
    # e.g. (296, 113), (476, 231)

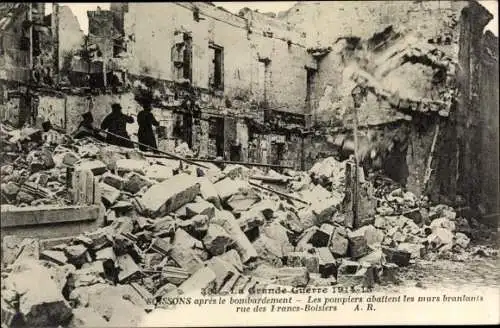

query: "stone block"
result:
(253, 235), (284, 266)
(177, 214), (209, 239)
(145, 164), (173, 182)
(203, 224), (235, 256)
(198, 177), (222, 208)
(338, 266), (376, 288)
(75, 160), (107, 175)
(219, 249), (243, 272)
(253, 264), (309, 287)
(382, 247), (411, 267)
(285, 252), (320, 273)
(184, 199), (215, 219)
(226, 190), (261, 214)
(238, 209), (266, 233)
(101, 172), (125, 190)
(95, 247), (117, 264)
(205, 257), (239, 292)
(68, 306), (109, 327)
(177, 267), (217, 295)
(67, 266), (107, 290)
(311, 197), (340, 224)
(168, 229), (204, 274)
(347, 228), (369, 259)
(298, 226), (331, 248)
(3, 260), (72, 327)
(374, 216), (387, 229)
(297, 208), (317, 229)
(140, 174), (200, 218)
(123, 172), (154, 194)
(380, 263), (399, 284)
(262, 221), (294, 253)
(149, 238), (172, 256)
(219, 273), (243, 295)
(40, 250), (68, 265)
(211, 210), (258, 263)
(427, 228), (453, 248)
(116, 159), (149, 175)
(99, 182), (120, 207)
(329, 230), (349, 257)
(213, 178), (250, 201)
(1, 235), (22, 266)
(64, 244), (89, 267)
(151, 216), (176, 234)
(397, 243), (425, 259)
(316, 247), (336, 278)
(161, 266), (190, 285)
(356, 224), (384, 247)
(85, 228), (113, 251)
(154, 283), (178, 299)
(338, 259), (361, 275)
(117, 254), (141, 283)
(359, 249), (386, 265)
(249, 199), (279, 220)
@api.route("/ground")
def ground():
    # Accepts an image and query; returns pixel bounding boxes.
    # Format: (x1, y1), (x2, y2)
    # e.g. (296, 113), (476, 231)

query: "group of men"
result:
(73, 99), (160, 152)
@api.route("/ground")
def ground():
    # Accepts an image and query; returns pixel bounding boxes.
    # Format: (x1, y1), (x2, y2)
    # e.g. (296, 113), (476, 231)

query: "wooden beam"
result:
(142, 153), (294, 170)
(1, 204), (101, 228)
(248, 181), (310, 205)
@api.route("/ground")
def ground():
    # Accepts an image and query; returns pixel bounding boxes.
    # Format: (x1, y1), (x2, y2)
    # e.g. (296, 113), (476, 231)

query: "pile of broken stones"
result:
(0, 125), (494, 327)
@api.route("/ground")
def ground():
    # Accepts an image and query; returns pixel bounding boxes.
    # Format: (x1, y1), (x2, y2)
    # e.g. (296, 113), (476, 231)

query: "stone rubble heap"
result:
(0, 124), (494, 327)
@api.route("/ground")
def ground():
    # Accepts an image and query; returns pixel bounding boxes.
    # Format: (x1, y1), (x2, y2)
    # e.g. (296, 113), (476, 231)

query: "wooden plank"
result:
(1, 205), (101, 228)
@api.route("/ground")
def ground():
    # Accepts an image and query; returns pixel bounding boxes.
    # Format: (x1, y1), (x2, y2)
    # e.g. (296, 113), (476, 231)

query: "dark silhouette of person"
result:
(137, 99), (160, 151)
(72, 112), (105, 141)
(100, 103), (134, 148)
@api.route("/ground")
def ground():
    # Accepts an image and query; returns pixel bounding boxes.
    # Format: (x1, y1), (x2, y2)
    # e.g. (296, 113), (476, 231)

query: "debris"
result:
(140, 174), (200, 217)
(212, 210), (258, 263)
(253, 264), (309, 287)
(168, 229), (204, 274)
(177, 266), (217, 295)
(4, 260), (73, 327)
(382, 247), (411, 267)
(202, 224), (235, 256)
(347, 228), (369, 258)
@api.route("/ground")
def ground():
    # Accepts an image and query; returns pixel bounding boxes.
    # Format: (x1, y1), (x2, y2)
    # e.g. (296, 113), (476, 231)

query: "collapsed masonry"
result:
(1, 122), (496, 327)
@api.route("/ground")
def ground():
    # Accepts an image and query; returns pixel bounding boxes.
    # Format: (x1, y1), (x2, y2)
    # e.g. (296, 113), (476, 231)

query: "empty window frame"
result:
(209, 44), (224, 90)
(172, 32), (193, 82)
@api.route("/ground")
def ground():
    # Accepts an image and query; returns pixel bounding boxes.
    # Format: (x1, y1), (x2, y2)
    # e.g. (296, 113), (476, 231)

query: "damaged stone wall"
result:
(478, 31), (499, 218)
(440, 1), (498, 218)
(280, 1), (499, 205)
(57, 5), (84, 74)
(0, 4), (31, 82)
(281, 1), (468, 48)
(121, 2), (314, 115)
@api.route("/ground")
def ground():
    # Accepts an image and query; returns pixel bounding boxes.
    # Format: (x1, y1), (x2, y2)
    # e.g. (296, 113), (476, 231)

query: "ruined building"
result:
(0, 1), (498, 220)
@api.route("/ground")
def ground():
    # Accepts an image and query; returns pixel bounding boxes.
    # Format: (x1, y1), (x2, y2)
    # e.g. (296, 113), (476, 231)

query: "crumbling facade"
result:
(0, 1), (498, 218)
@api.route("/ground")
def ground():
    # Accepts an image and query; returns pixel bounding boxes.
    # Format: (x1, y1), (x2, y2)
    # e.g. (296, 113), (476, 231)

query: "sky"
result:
(45, 1), (498, 36)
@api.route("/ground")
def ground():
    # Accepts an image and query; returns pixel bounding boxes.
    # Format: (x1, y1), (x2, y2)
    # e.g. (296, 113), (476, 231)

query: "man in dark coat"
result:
(100, 103), (134, 148)
(72, 112), (105, 141)
(137, 99), (160, 151)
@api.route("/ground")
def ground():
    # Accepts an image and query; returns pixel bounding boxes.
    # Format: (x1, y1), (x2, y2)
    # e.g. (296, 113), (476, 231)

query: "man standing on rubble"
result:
(137, 98), (160, 151)
(72, 112), (105, 141)
(100, 103), (135, 148)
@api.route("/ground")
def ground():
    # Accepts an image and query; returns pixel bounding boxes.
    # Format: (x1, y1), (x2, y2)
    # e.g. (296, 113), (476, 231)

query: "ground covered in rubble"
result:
(1, 124), (498, 327)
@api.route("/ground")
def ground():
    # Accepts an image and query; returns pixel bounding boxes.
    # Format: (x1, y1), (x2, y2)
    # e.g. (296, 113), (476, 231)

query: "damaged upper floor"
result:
(0, 1), (497, 127)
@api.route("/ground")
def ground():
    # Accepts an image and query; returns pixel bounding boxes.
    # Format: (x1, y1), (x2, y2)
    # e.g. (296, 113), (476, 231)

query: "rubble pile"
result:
(1, 123), (73, 208)
(0, 125), (494, 327)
